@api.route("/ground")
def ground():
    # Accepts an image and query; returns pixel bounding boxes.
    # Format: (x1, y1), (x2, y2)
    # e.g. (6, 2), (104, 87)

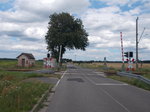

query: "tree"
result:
(45, 12), (89, 62)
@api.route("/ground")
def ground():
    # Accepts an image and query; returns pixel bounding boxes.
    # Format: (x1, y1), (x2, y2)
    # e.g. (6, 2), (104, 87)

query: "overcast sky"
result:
(0, 0), (150, 61)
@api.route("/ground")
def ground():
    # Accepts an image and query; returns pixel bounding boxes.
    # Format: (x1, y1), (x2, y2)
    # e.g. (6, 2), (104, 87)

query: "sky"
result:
(0, 0), (150, 61)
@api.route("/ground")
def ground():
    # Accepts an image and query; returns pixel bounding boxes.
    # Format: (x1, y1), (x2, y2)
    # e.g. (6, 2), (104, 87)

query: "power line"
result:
(138, 27), (146, 43)
(138, 17), (150, 20)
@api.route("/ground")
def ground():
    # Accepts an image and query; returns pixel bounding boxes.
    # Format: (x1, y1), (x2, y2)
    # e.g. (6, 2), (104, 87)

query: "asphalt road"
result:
(46, 65), (150, 112)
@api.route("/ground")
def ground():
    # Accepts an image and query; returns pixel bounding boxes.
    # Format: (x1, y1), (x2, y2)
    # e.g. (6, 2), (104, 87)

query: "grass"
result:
(0, 60), (17, 70)
(0, 60), (67, 73)
(0, 70), (53, 112)
(107, 75), (150, 91)
(0, 59), (66, 112)
(0, 60), (43, 70)
(0, 70), (45, 81)
(0, 82), (50, 112)
(143, 73), (150, 80)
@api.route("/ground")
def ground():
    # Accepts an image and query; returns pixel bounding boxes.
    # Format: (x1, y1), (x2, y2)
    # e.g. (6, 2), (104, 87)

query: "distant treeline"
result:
(0, 58), (150, 63)
(142, 60), (150, 63)
(0, 58), (43, 61)
(0, 58), (17, 60)
(73, 61), (122, 63)
(73, 60), (150, 63)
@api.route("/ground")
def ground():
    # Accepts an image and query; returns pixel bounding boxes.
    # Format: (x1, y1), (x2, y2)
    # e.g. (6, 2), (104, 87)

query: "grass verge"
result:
(107, 75), (150, 91)
(0, 70), (53, 112)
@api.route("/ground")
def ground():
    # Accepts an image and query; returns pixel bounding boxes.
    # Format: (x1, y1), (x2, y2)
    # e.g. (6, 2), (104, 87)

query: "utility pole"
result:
(59, 45), (62, 65)
(136, 17), (139, 70)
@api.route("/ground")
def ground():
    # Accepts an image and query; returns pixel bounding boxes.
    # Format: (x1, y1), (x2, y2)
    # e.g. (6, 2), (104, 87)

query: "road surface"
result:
(46, 65), (150, 112)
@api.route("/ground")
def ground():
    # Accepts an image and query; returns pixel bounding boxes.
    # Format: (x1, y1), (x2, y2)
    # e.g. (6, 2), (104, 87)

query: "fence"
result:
(117, 72), (150, 85)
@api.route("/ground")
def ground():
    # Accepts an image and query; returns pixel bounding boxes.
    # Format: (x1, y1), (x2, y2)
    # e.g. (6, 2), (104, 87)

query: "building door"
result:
(22, 59), (25, 67)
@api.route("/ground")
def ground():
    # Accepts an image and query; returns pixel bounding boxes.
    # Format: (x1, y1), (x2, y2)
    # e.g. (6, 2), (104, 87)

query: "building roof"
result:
(17, 53), (35, 59)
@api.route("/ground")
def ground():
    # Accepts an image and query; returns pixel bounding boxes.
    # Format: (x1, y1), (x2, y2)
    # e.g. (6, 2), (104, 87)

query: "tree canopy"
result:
(45, 12), (89, 62)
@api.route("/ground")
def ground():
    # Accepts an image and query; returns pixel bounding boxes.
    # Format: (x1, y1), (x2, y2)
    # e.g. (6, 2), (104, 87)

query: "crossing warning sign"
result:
(43, 58), (57, 68)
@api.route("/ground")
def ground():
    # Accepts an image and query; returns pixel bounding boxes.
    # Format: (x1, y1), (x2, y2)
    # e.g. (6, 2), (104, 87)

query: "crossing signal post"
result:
(47, 53), (50, 58)
(124, 52), (128, 57)
(124, 51), (134, 72)
(103, 57), (107, 70)
(43, 53), (57, 68)
(124, 52), (133, 58)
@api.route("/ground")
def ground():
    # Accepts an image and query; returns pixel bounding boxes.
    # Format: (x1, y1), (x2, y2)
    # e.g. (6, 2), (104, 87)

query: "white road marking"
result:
(52, 70), (67, 91)
(101, 88), (131, 112)
(95, 83), (128, 86)
(94, 72), (106, 77)
(61, 70), (67, 79)
(65, 73), (78, 74)
(96, 74), (106, 77)
(84, 74), (128, 86)
(94, 72), (104, 73)
(84, 73), (130, 112)
(85, 75), (128, 86)
(84, 75), (96, 85)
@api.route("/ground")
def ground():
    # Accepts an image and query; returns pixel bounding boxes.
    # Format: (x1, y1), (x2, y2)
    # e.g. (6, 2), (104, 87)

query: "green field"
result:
(0, 70), (53, 112)
(0, 59), (56, 112)
(0, 59), (43, 70)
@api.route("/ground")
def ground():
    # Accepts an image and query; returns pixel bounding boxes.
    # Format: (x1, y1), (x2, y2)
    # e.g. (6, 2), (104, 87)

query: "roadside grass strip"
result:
(107, 75), (150, 91)
(0, 71), (52, 112)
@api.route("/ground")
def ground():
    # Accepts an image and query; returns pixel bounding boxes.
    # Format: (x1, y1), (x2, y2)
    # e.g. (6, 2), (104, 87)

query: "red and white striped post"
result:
(120, 32), (125, 70)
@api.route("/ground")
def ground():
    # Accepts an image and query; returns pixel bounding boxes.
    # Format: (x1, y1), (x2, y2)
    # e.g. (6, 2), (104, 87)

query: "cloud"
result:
(0, 0), (150, 60)
(0, 0), (91, 59)
(64, 48), (113, 61)
(82, 7), (121, 31)
(24, 27), (46, 39)
(88, 36), (108, 43)
(0, 22), (21, 31)
(97, 0), (129, 6)
(0, 0), (8, 3)
(0, 0), (90, 40)
(0, 33), (47, 59)
(14, 0), (90, 15)
(96, 0), (149, 7)
(0, 10), (46, 23)
(82, 7), (136, 46)
(129, 8), (141, 15)
(80, 4), (150, 60)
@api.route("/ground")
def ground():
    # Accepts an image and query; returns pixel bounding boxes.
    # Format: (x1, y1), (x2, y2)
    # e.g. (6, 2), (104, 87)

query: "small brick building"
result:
(17, 53), (35, 67)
